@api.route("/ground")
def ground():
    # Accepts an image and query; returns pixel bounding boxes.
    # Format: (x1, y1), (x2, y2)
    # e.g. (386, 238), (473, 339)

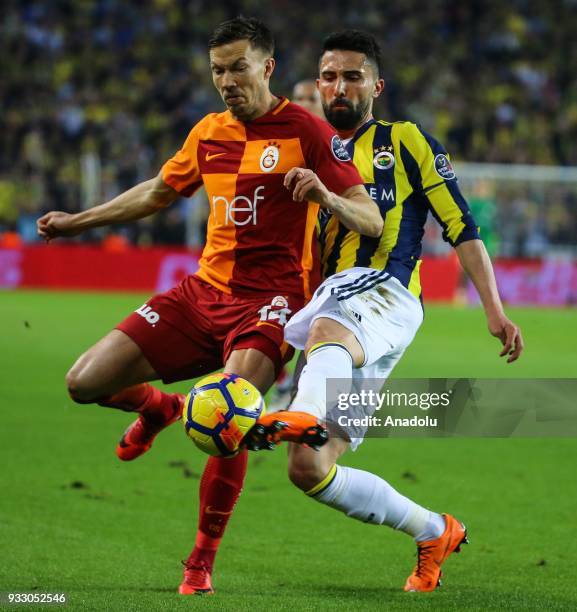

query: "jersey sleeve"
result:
(302, 117), (364, 195)
(398, 122), (479, 247)
(161, 124), (203, 197)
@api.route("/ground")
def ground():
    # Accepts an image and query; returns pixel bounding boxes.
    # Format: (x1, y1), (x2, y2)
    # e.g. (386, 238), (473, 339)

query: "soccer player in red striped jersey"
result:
(37, 17), (382, 595)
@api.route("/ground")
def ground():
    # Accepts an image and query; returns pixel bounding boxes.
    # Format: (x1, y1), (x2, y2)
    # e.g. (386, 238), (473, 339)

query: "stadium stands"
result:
(1, 1), (576, 250)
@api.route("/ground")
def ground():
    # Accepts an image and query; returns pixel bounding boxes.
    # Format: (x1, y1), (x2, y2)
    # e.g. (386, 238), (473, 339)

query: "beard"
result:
(323, 97), (370, 131)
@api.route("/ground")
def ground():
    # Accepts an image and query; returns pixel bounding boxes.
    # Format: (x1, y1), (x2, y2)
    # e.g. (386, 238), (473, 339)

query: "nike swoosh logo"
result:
(205, 152), (226, 161)
(205, 506), (233, 516)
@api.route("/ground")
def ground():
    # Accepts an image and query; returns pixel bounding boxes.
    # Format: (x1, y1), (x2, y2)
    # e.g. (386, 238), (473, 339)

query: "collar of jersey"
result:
(235, 96), (286, 124)
(351, 118), (378, 144)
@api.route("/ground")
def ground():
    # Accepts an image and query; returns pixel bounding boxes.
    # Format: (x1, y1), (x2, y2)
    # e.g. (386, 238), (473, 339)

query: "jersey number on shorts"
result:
(258, 296), (292, 327)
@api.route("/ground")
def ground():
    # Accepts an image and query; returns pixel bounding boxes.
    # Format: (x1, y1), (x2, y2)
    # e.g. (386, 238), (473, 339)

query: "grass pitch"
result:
(1, 290), (576, 611)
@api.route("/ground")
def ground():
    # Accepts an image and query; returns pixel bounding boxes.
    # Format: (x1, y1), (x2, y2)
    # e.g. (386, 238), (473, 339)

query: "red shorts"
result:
(116, 275), (303, 384)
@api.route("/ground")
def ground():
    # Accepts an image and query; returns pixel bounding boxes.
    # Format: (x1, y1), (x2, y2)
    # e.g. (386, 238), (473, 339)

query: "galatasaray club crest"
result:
(260, 142), (280, 172)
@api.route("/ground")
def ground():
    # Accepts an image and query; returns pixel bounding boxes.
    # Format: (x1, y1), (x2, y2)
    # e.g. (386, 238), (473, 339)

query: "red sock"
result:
(98, 383), (182, 423)
(185, 450), (248, 571)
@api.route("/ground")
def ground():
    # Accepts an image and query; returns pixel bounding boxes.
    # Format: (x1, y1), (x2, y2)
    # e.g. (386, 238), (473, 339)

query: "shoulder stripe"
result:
(399, 141), (423, 193)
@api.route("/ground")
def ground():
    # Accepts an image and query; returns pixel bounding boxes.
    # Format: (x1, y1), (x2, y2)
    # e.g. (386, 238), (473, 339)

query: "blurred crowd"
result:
(1, 0), (577, 253)
(422, 174), (577, 258)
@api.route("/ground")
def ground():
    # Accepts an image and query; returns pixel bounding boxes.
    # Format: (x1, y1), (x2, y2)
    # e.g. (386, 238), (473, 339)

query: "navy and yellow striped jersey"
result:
(320, 119), (479, 300)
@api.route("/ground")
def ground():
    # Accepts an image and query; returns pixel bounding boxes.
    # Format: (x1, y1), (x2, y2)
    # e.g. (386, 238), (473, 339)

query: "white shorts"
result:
(284, 267), (423, 449)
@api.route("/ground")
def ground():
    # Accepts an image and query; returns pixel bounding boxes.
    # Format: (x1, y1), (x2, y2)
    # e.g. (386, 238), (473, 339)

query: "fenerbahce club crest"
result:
(373, 147), (395, 170)
(260, 142), (280, 172)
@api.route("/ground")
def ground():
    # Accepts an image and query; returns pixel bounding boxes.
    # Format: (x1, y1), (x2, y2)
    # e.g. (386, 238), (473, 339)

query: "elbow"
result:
(144, 195), (171, 214)
(151, 199), (170, 212)
(145, 177), (176, 211)
(368, 216), (384, 238)
(367, 200), (383, 237)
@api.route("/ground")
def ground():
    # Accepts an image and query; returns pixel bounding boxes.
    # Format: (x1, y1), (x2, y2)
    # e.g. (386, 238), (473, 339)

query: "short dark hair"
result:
(321, 30), (382, 75)
(209, 16), (274, 55)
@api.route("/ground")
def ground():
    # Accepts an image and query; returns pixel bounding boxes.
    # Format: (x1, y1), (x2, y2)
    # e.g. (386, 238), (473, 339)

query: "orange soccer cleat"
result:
(244, 410), (329, 451)
(116, 394), (184, 461)
(403, 513), (468, 592)
(179, 563), (214, 596)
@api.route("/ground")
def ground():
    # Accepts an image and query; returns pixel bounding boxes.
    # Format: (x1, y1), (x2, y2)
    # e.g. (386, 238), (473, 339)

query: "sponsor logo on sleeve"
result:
(434, 153), (456, 180)
(331, 135), (352, 162)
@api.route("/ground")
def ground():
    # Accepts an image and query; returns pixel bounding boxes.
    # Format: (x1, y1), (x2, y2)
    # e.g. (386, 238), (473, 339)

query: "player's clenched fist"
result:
(37, 211), (81, 241)
(284, 167), (333, 208)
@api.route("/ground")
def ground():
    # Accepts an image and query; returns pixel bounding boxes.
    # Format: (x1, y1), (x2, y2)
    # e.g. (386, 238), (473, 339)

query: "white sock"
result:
(289, 342), (353, 420)
(309, 465), (445, 542)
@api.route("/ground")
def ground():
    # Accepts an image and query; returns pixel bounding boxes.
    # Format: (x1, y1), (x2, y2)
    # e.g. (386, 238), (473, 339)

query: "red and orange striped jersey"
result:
(161, 97), (363, 300)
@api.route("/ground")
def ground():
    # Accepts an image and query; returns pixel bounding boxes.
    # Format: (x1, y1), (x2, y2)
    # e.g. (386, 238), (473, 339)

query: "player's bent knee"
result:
(304, 318), (364, 366)
(65, 368), (101, 404)
(287, 453), (331, 492)
(305, 319), (339, 352)
(288, 462), (326, 492)
(288, 437), (349, 492)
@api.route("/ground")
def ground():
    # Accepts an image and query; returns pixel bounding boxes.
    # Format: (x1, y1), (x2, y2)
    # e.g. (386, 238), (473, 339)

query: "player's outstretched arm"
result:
(37, 172), (179, 241)
(284, 168), (383, 238)
(455, 239), (524, 363)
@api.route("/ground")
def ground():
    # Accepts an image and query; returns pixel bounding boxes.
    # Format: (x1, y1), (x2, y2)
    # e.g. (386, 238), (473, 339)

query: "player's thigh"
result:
(223, 300), (300, 393)
(287, 436), (349, 490)
(224, 348), (276, 395)
(305, 316), (365, 366)
(338, 277), (423, 367)
(67, 329), (158, 399)
(116, 279), (224, 385)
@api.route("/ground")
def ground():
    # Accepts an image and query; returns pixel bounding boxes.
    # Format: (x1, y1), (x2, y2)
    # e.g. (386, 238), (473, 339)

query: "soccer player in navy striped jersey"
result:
(252, 30), (524, 592)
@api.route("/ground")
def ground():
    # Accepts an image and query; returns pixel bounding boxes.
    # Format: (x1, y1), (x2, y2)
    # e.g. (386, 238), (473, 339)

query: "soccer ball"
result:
(182, 373), (265, 457)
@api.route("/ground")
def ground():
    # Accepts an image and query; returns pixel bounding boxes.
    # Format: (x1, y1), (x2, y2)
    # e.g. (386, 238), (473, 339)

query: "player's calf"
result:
(67, 366), (184, 461)
(287, 437), (349, 492)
